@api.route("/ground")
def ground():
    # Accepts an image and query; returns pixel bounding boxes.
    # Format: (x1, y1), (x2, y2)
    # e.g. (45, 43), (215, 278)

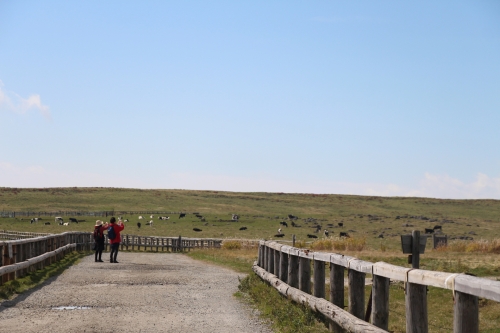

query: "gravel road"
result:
(0, 252), (273, 333)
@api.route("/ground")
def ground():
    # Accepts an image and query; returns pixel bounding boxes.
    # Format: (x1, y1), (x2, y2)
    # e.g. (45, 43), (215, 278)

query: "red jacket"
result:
(109, 222), (125, 244)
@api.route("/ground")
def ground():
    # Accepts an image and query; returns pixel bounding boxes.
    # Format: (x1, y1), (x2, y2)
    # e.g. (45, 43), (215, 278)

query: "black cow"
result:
(137, 222), (141, 229)
(239, 227), (247, 231)
(340, 232), (350, 238)
(433, 225), (442, 231)
(307, 234), (318, 238)
(69, 218), (78, 223)
(425, 228), (434, 234)
(274, 234), (285, 238)
(288, 214), (298, 220)
(279, 221), (288, 227)
(179, 213), (186, 218)
(44, 222), (50, 225)
(338, 222), (344, 227)
(193, 228), (202, 232)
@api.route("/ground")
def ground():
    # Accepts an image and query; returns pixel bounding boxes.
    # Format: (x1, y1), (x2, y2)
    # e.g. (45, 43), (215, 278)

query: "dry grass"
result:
(310, 237), (367, 251)
(436, 238), (500, 254)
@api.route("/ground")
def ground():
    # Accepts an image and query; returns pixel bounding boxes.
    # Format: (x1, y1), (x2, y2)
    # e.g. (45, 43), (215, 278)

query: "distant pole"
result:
(292, 234), (296, 247)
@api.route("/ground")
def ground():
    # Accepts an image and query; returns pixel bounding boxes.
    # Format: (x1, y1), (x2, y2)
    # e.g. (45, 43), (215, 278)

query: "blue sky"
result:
(1, 1), (499, 199)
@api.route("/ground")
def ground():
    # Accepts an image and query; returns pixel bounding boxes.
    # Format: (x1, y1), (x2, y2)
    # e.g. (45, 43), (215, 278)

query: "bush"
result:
(221, 240), (242, 250)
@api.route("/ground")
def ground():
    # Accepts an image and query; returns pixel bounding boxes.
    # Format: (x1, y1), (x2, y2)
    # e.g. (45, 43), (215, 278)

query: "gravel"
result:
(0, 252), (274, 333)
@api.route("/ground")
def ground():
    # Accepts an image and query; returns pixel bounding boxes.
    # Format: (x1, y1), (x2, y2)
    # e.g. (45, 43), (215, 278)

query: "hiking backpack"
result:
(93, 227), (103, 241)
(107, 225), (116, 240)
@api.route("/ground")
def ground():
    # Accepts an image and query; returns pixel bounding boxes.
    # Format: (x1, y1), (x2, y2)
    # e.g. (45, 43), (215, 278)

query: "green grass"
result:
(0, 251), (86, 300)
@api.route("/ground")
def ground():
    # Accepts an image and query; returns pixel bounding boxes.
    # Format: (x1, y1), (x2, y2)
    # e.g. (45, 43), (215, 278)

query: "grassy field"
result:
(1, 187), (500, 251)
(1, 187), (499, 332)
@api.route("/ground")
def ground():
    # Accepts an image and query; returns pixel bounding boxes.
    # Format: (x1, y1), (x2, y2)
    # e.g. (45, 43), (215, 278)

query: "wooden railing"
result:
(0, 232), (92, 285)
(113, 234), (222, 252)
(256, 240), (500, 333)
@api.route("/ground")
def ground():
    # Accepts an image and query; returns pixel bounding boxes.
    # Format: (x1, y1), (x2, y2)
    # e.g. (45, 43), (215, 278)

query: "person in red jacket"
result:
(108, 217), (125, 263)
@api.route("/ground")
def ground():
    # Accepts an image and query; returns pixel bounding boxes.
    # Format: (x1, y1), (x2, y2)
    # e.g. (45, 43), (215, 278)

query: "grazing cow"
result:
(193, 228), (202, 232)
(232, 214), (239, 221)
(69, 218), (78, 223)
(425, 228), (434, 234)
(146, 220), (153, 226)
(340, 232), (350, 238)
(30, 218), (38, 224)
(158, 216), (169, 220)
(150, 215), (154, 219)
(307, 234), (318, 238)
(274, 234), (285, 238)
(239, 227), (247, 231)
(179, 213), (186, 218)
(138, 216), (144, 220)
(288, 214), (298, 220)
(124, 219), (129, 222)
(63, 222), (69, 226)
(55, 217), (63, 223)
(195, 214), (203, 218)
(44, 222), (50, 225)
(278, 228), (282, 234)
(433, 225), (442, 231)
(279, 221), (288, 227)
(137, 222), (141, 229)
(338, 222), (344, 227)
(324, 230), (329, 237)
(315, 225), (322, 233)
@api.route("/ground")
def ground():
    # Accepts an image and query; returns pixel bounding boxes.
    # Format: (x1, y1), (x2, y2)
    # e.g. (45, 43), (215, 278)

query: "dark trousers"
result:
(110, 243), (120, 262)
(94, 242), (104, 261)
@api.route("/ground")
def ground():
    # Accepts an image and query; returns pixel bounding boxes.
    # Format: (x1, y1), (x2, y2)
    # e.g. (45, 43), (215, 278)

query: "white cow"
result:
(55, 217), (63, 225)
(138, 216), (144, 220)
(63, 222), (69, 226)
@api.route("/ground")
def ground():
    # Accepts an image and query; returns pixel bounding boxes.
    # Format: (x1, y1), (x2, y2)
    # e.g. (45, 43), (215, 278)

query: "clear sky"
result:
(1, 1), (499, 199)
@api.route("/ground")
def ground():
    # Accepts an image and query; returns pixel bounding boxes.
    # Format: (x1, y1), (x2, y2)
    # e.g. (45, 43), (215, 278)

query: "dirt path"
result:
(0, 253), (273, 333)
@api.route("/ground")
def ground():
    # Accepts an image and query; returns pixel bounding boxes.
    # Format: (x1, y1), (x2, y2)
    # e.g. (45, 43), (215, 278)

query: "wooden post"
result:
(268, 248), (274, 274)
(405, 230), (428, 333)
(292, 234), (296, 247)
(279, 250), (288, 282)
(454, 291), (478, 333)
(258, 244), (263, 267)
(274, 248), (280, 276)
(372, 275), (390, 330)
(288, 253), (299, 288)
(299, 256), (311, 293)
(313, 259), (325, 298)
(329, 263), (345, 332)
(348, 269), (365, 320)
(262, 245), (268, 271)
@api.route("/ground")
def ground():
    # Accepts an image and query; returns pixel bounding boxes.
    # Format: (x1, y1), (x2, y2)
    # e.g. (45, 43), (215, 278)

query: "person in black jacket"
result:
(93, 220), (108, 262)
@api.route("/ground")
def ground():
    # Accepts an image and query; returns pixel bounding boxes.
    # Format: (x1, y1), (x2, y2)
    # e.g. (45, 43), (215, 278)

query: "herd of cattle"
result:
(22, 212), (463, 241)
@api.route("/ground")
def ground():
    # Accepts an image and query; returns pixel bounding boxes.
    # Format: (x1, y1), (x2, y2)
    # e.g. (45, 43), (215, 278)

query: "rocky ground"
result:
(0, 252), (273, 333)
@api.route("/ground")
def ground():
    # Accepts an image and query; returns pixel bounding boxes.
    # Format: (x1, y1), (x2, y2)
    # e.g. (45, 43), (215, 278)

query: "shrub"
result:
(221, 240), (242, 250)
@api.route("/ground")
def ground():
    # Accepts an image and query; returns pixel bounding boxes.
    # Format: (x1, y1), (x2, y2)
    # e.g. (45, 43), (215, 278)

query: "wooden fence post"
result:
(267, 247), (274, 274)
(274, 247), (280, 276)
(329, 263), (345, 332)
(454, 291), (478, 333)
(348, 269), (365, 320)
(406, 230), (428, 333)
(279, 250), (288, 282)
(372, 274), (390, 330)
(299, 256), (311, 293)
(313, 258), (325, 298)
(288, 252), (299, 288)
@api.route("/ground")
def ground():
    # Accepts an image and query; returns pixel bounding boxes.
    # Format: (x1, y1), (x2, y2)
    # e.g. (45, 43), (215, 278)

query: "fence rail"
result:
(0, 211), (196, 218)
(257, 240), (500, 333)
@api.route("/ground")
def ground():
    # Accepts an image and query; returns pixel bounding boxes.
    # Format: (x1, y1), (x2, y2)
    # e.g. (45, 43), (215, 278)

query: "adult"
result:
(93, 220), (108, 262)
(108, 217), (125, 263)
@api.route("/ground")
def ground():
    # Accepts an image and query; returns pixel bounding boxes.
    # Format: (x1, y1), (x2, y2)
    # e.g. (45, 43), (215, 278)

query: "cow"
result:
(150, 215), (154, 219)
(69, 218), (78, 223)
(137, 222), (141, 229)
(274, 234), (285, 238)
(338, 222), (344, 227)
(232, 214), (239, 221)
(30, 218), (38, 224)
(193, 228), (202, 232)
(324, 230), (329, 237)
(179, 213), (186, 218)
(44, 222), (50, 225)
(279, 221), (288, 227)
(307, 234), (318, 238)
(340, 232), (350, 238)
(63, 222), (69, 226)
(288, 214), (298, 220)
(146, 220), (153, 226)
(195, 214), (203, 218)
(138, 216), (144, 220)
(433, 225), (442, 231)
(158, 216), (169, 220)
(278, 228), (282, 234)
(239, 227), (247, 231)
(425, 228), (434, 234)
(55, 217), (63, 223)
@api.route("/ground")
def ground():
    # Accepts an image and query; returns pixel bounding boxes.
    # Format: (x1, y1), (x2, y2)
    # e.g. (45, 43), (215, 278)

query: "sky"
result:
(0, 1), (499, 199)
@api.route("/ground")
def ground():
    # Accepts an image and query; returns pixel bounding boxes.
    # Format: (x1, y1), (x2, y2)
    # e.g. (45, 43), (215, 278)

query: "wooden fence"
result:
(0, 232), (93, 285)
(256, 240), (500, 333)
